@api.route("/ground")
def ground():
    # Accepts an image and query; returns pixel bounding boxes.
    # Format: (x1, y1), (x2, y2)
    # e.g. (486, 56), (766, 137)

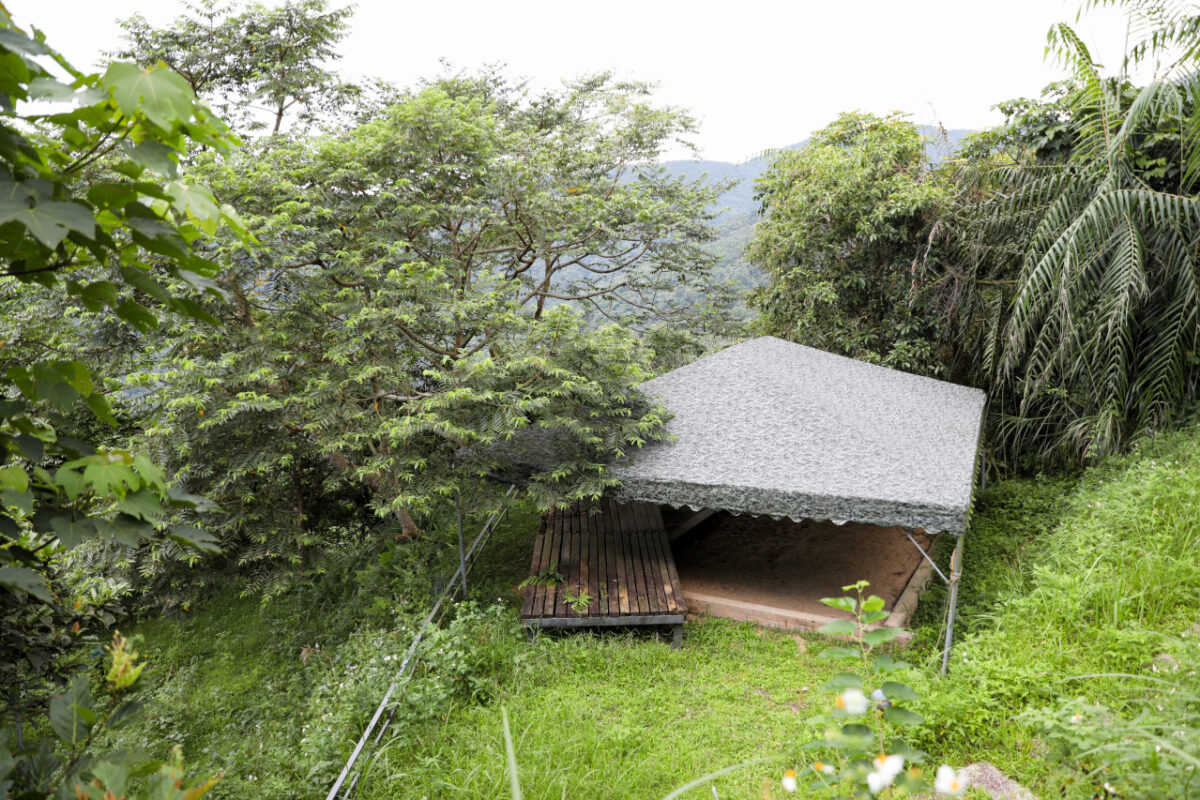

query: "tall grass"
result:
(924, 422), (1200, 750)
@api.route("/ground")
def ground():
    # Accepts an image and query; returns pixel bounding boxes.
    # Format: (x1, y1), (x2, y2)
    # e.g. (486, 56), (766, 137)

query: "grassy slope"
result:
(116, 422), (1200, 800)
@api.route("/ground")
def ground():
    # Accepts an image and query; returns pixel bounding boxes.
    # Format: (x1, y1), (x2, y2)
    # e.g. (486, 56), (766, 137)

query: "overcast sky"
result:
(9, 0), (1138, 162)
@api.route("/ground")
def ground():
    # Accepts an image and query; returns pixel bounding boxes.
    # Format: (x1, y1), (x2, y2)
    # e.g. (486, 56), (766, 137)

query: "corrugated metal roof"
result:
(612, 337), (986, 534)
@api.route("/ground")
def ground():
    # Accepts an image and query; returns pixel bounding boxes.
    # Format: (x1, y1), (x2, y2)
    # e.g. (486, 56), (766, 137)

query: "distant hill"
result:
(663, 127), (975, 294)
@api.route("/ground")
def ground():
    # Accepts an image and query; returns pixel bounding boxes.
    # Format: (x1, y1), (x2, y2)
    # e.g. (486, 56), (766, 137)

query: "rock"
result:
(957, 762), (1036, 800)
(1152, 651), (1179, 671)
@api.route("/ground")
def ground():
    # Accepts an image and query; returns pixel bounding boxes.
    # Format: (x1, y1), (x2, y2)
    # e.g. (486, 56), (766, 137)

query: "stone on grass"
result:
(957, 762), (1036, 800)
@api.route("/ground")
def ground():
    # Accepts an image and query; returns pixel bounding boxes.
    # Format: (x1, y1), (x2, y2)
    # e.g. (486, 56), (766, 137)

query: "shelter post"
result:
(940, 534), (964, 674)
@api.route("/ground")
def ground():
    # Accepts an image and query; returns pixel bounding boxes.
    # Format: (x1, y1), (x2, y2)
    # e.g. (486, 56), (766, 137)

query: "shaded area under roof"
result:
(612, 337), (986, 535)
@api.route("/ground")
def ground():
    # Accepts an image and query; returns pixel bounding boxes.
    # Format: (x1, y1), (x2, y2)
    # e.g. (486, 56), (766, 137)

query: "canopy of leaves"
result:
(748, 112), (950, 375)
(114, 0), (361, 135)
(96, 68), (723, 592)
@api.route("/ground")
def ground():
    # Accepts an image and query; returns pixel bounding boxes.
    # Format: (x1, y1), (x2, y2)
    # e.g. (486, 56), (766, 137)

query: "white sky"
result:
(9, 0), (1138, 162)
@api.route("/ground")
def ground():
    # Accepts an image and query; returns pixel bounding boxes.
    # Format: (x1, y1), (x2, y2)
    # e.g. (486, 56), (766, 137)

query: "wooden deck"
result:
(520, 500), (686, 647)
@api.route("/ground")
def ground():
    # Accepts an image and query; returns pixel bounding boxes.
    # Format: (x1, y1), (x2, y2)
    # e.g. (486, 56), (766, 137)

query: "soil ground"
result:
(661, 508), (936, 619)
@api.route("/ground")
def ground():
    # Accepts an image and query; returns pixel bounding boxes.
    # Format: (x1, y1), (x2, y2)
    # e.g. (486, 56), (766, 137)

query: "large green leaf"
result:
(169, 525), (220, 553)
(128, 140), (178, 177)
(883, 706), (924, 727)
(0, 464), (28, 492)
(881, 681), (919, 702)
(821, 672), (862, 691)
(49, 513), (96, 549)
(862, 627), (901, 646)
(101, 62), (195, 131)
(0, 566), (51, 601)
(816, 619), (856, 636)
(14, 200), (95, 247)
(48, 675), (93, 746)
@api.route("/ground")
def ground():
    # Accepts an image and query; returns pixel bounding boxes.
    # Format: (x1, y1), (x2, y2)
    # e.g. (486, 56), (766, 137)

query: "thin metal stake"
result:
(940, 534), (964, 675)
(456, 489), (467, 597)
(903, 529), (949, 585)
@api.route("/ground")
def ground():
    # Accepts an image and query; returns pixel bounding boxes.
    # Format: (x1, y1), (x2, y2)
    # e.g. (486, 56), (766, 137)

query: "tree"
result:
(993, 15), (1200, 465)
(0, 8), (241, 796)
(88, 68), (716, 593)
(748, 112), (950, 375)
(115, 0), (361, 135)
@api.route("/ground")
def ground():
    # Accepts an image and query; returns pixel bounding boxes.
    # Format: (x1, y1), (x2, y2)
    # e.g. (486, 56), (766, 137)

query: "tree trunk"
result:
(394, 504), (423, 539)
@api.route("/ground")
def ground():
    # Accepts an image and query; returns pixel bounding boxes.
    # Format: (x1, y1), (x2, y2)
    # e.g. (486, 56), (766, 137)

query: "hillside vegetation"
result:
(3, 0), (1199, 798)
(92, 420), (1200, 799)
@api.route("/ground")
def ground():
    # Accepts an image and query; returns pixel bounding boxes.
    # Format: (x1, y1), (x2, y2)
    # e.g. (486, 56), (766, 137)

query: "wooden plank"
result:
(577, 504), (591, 617)
(544, 507), (564, 619)
(532, 510), (551, 618)
(661, 517), (686, 616)
(604, 499), (620, 615)
(643, 503), (681, 618)
(640, 511), (671, 615)
(646, 507), (672, 614)
(554, 505), (573, 619)
(655, 528), (683, 615)
(597, 503), (609, 618)
(623, 503), (642, 615)
(522, 515), (547, 618)
(620, 502), (641, 615)
(610, 498), (631, 616)
(645, 502), (666, 533)
(644, 508), (679, 615)
(597, 501), (614, 618)
(523, 613), (685, 629)
(628, 506), (657, 614)
(640, 504), (664, 613)
(586, 504), (600, 616)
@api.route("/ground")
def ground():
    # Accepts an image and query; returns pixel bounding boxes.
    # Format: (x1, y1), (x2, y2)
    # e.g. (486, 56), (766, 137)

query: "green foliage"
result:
(0, 10), (245, 798)
(773, 581), (954, 798)
(1, 632), (220, 800)
(916, 420), (1200, 779)
(921, 3), (1200, 468)
(0, 6), (241, 600)
(115, 0), (361, 136)
(106, 66), (724, 590)
(1021, 637), (1200, 799)
(749, 112), (950, 375)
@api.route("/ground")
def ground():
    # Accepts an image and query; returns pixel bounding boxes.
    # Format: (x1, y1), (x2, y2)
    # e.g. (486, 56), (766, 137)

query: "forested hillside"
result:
(2, 1), (1199, 799)
(664, 127), (975, 293)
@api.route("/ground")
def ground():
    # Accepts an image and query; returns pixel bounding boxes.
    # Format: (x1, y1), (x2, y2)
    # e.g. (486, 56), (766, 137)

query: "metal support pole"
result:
(940, 533), (964, 675)
(456, 489), (467, 597)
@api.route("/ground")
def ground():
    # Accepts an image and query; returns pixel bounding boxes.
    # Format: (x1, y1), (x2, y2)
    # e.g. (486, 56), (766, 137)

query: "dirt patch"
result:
(665, 510), (935, 619)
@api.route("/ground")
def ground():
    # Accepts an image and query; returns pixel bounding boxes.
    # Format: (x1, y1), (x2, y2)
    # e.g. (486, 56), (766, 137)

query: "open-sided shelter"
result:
(522, 337), (986, 667)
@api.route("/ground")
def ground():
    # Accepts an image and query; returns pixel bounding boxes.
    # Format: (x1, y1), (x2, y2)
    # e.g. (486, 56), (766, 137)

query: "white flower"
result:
(867, 770), (892, 794)
(811, 761), (835, 776)
(934, 765), (968, 796)
(835, 688), (869, 715)
(1069, 713), (1083, 724)
(781, 770), (797, 793)
(873, 754), (904, 780)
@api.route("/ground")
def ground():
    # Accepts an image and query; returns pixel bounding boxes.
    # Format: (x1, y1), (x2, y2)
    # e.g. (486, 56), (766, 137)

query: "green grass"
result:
(356, 620), (828, 800)
(108, 421), (1200, 800)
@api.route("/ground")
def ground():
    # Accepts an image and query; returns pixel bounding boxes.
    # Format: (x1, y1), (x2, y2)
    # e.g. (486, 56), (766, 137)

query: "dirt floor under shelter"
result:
(661, 508), (936, 621)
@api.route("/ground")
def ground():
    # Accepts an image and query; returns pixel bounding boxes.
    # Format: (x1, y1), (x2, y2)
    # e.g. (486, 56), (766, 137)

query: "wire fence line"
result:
(324, 484), (518, 800)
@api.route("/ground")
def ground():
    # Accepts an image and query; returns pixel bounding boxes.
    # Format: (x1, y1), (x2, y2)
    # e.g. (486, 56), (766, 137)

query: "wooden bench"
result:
(520, 499), (686, 648)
